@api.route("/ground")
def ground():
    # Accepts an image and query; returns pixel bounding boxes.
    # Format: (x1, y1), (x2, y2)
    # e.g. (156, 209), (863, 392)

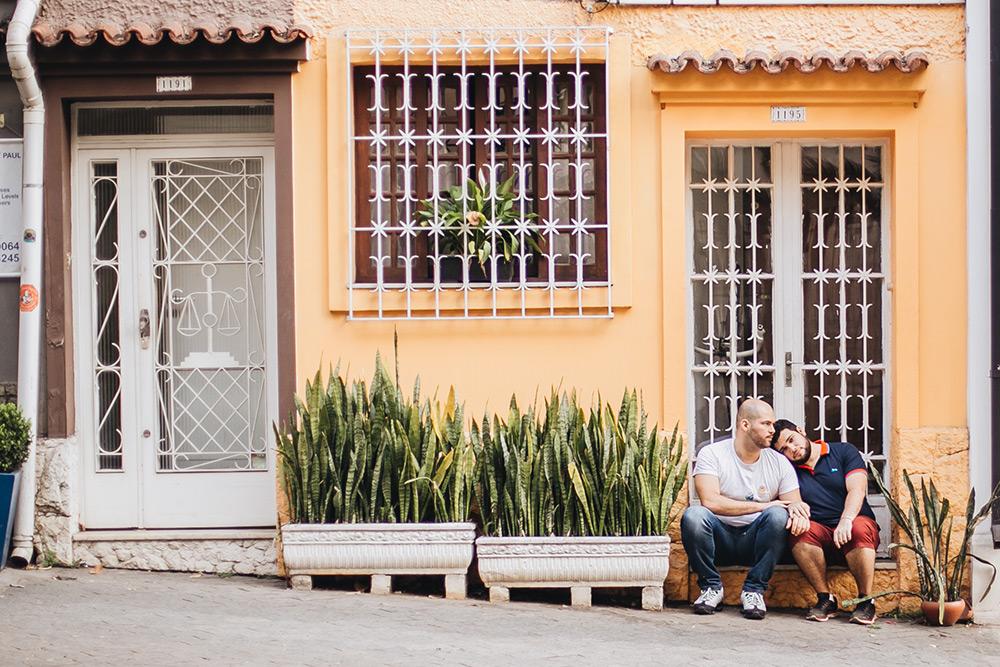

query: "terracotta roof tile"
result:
(25, 16), (312, 47)
(647, 49), (929, 75)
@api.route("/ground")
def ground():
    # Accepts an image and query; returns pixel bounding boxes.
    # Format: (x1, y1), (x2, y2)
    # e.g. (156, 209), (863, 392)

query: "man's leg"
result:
(740, 505), (789, 593)
(790, 521), (840, 621)
(843, 517), (880, 625)
(681, 506), (729, 591)
(789, 520), (836, 595)
(731, 506), (788, 620)
(845, 546), (876, 596)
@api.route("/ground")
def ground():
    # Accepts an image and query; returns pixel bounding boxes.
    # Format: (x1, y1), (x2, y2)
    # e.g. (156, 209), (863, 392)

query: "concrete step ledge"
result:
(74, 528), (276, 542)
(716, 561), (898, 572)
(72, 529), (279, 576)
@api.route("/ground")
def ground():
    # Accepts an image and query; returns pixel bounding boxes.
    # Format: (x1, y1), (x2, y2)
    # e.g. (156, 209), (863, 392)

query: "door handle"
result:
(694, 324), (766, 359)
(139, 308), (151, 350)
(785, 352), (798, 387)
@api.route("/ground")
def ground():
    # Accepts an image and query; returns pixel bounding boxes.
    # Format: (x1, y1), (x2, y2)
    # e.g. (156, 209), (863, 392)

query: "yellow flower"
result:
(465, 210), (483, 225)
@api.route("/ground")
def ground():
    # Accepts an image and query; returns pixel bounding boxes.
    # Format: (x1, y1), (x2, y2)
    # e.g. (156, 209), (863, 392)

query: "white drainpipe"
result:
(6, 0), (44, 566)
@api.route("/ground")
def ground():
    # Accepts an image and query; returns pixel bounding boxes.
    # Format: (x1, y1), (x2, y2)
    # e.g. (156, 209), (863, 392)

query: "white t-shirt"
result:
(692, 438), (799, 527)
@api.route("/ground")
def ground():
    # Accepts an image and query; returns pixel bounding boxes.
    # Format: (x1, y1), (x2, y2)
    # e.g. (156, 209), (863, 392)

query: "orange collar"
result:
(796, 439), (828, 473)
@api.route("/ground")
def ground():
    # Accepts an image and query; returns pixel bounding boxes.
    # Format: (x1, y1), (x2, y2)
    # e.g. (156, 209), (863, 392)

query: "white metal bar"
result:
(346, 27), (612, 321)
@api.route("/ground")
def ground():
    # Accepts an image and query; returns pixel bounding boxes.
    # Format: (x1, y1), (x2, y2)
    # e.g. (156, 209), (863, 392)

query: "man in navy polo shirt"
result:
(770, 419), (879, 625)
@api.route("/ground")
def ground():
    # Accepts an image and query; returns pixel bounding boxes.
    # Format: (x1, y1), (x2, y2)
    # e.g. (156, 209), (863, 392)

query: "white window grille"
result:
(688, 141), (888, 482)
(346, 27), (612, 320)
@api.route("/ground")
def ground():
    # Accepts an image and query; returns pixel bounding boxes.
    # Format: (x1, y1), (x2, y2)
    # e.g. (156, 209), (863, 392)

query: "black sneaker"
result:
(850, 600), (877, 625)
(693, 587), (724, 614)
(806, 594), (838, 622)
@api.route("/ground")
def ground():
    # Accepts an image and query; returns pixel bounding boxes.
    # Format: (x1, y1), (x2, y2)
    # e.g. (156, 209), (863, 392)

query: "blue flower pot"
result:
(0, 471), (21, 571)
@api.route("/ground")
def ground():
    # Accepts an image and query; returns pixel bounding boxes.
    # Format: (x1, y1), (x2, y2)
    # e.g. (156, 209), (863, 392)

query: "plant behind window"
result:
(416, 172), (540, 270)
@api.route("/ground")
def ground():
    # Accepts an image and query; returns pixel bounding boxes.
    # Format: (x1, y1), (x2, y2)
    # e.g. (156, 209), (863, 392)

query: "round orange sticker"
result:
(19, 285), (38, 312)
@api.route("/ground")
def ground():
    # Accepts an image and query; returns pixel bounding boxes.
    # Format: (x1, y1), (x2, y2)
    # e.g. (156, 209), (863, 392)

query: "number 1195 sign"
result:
(0, 139), (23, 277)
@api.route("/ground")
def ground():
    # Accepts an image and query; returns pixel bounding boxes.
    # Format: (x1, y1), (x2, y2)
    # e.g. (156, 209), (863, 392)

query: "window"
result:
(346, 28), (612, 319)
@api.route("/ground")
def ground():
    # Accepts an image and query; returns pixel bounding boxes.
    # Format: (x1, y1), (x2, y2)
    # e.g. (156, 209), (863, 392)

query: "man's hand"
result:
(834, 516), (854, 548)
(787, 501), (811, 520)
(787, 512), (810, 536)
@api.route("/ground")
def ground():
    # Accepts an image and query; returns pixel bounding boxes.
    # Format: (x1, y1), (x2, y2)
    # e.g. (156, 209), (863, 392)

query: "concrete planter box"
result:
(475, 535), (671, 610)
(281, 522), (476, 599)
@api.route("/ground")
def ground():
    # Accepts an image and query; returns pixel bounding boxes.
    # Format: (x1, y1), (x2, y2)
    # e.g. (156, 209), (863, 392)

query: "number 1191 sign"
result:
(0, 139), (23, 277)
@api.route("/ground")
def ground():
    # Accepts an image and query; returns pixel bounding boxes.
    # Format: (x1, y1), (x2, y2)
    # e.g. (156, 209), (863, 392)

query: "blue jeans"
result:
(680, 504), (789, 593)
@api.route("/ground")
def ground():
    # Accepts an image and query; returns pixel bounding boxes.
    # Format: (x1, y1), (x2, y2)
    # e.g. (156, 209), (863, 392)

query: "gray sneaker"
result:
(741, 590), (767, 620)
(693, 587), (724, 614)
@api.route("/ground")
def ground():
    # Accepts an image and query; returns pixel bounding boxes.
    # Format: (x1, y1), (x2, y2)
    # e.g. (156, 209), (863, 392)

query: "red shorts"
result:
(789, 515), (880, 562)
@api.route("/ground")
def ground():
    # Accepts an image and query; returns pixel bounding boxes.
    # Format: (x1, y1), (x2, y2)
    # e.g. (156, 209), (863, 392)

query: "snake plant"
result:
(843, 465), (1000, 622)
(275, 354), (474, 524)
(473, 389), (687, 538)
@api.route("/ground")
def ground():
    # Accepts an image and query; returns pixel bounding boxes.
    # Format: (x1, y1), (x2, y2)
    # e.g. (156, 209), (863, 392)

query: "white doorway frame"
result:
(72, 105), (279, 529)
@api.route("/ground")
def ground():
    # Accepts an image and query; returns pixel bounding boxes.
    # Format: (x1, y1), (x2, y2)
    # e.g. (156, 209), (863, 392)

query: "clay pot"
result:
(920, 600), (967, 626)
(958, 599), (974, 623)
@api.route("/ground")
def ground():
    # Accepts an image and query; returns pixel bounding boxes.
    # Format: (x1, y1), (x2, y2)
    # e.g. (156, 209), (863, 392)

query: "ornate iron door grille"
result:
(90, 162), (125, 472)
(689, 145), (776, 452)
(152, 158), (268, 472)
(800, 143), (887, 479)
(689, 142), (888, 479)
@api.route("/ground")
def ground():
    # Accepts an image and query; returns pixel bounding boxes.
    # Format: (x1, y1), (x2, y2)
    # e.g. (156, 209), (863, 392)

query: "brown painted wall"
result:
(38, 67), (298, 436)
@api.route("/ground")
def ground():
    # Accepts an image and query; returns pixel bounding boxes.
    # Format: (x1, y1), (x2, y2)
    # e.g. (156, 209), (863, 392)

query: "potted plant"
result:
(843, 464), (1000, 626)
(275, 354), (477, 598)
(416, 171), (540, 283)
(473, 390), (687, 610)
(0, 402), (31, 571)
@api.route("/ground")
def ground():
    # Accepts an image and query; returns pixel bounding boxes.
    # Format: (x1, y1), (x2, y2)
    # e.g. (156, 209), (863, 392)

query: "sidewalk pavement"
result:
(1, 566), (998, 666)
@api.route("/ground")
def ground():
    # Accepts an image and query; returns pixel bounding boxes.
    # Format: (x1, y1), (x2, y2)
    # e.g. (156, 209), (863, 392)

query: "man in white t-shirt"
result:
(680, 398), (810, 620)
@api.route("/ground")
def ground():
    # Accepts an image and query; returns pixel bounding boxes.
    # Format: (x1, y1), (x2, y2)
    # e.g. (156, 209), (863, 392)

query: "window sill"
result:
(341, 280), (617, 319)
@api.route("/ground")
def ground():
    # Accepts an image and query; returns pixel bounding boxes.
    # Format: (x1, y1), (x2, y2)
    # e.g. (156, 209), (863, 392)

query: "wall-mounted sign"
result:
(0, 139), (23, 277)
(156, 76), (193, 93)
(771, 106), (806, 123)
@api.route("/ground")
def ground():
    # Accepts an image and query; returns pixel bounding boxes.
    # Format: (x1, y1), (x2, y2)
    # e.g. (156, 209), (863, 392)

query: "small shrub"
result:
(0, 402), (31, 474)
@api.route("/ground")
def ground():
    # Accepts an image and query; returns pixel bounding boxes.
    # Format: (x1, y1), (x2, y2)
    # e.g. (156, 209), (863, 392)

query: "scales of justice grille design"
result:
(347, 27), (612, 319)
(152, 158), (267, 472)
(689, 143), (887, 474)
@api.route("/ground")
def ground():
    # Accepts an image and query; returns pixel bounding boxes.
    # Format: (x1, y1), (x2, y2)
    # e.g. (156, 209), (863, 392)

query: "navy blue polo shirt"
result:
(795, 441), (876, 527)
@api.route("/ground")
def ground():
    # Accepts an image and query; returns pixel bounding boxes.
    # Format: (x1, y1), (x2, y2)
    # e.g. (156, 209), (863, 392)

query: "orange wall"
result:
(289, 1), (968, 607)
(292, 20), (966, 434)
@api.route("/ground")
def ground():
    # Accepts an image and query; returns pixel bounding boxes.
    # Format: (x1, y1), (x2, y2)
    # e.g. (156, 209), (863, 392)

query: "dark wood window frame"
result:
(352, 63), (608, 286)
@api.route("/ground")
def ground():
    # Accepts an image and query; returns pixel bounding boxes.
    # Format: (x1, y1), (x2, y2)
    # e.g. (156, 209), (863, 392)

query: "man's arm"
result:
(694, 473), (789, 516)
(833, 472), (867, 548)
(778, 488), (811, 536)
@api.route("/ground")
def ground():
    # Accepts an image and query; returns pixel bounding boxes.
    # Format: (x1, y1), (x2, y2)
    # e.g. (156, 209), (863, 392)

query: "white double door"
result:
(76, 145), (277, 528)
(687, 140), (889, 473)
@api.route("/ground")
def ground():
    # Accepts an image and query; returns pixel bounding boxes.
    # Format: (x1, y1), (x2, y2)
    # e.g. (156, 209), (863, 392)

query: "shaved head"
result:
(736, 398), (771, 425)
(734, 398), (776, 451)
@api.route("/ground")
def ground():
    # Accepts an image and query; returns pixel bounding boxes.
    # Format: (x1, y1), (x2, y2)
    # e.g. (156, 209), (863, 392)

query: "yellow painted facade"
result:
(289, 1), (968, 609)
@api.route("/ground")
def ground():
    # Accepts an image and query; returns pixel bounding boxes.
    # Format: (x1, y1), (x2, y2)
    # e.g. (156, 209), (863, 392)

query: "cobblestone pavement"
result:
(1, 566), (998, 666)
